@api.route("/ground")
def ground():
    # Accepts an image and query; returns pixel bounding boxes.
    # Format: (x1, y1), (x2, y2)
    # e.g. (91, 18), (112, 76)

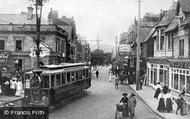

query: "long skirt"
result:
(166, 98), (173, 112)
(122, 107), (129, 117)
(154, 88), (161, 98)
(157, 98), (165, 112)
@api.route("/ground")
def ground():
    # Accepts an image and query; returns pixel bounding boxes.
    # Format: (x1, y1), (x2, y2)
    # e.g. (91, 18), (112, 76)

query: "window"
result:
(76, 71), (79, 80)
(16, 40), (22, 51)
(0, 40), (5, 50)
(14, 59), (22, 72)
(79, 70), (82, 79)
(71, 72), (75, 81)
(62, 73), (66, 84)
(42, 76), (49, 88)
(56, 74), (61, 86)
(168, 34), (173, 49)
(180, 75), (185, 91)
(67, 72), (70, 83)
(174, 74), (178, 90)
(160, 36), (164, 50)
(179, 39), (184, 56)
(187, 76), (190, 94)
(51, 74), (55, 88)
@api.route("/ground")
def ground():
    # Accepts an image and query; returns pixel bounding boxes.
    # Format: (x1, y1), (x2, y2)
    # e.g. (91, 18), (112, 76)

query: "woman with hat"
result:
(128, 93), (137, 118)
(120, 93), (129, 117)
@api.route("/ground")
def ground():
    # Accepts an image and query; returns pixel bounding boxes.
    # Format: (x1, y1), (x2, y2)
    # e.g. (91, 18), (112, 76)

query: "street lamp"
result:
(29, 0), (49, 105)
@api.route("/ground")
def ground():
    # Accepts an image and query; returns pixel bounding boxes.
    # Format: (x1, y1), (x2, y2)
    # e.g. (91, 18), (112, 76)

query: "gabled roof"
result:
(142, 27), (156, 43)
(179, 0), (190, 13)
(0, 13), (48, 24)
(156, 2), (177, 27)
(165, 16), (178, 33)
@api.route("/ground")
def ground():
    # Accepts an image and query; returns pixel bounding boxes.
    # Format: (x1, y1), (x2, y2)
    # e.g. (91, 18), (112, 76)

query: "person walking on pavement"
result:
(157, 90), (166, 112)
(128, 93), (137, 118)
(108, 71), (112, 82)
(120, 93), (129, 117)
(165, 89), (173, 112)
(154, 82), (162, 99)
(176, 94), (183, 115)
(95, 70), (99, 78)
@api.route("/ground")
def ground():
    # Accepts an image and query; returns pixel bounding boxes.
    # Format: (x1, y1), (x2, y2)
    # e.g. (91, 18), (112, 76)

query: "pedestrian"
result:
(120, 93), (129, 117)
(128, 93), (137, 118)
(114, 77), (119, 89)
(108, 72), (112, 83)
(162, 83), (169, 94)
(176, 94), (183, 115)
(157, 90), (166, 112)
(15, 78), (22, 96)
(181, 93), (187, 115)
(10, 77), (17, 96)
(139, 74), (144, 89)
(154, 82), (162, 99)
(165, 89), (173, 112)
(95, 70), (99, 78)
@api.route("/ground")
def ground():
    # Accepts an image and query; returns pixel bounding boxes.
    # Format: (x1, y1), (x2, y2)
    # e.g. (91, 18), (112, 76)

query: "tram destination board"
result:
(0, 106), (49, 119)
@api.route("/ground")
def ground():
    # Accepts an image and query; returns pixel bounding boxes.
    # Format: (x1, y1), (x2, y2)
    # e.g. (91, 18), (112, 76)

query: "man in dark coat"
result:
(95, 70), (99, 78)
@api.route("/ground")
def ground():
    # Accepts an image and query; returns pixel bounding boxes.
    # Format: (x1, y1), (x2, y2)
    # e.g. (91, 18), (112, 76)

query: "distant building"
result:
(0, 7), (68, 74)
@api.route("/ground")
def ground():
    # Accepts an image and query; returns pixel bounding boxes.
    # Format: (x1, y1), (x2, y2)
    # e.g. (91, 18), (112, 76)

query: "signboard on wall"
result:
(119, 44), (131, 52)
(30, 43), (50, 57)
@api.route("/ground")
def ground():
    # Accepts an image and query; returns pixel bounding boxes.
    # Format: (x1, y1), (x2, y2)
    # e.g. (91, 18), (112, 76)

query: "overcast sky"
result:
(0, 0), (175, 46)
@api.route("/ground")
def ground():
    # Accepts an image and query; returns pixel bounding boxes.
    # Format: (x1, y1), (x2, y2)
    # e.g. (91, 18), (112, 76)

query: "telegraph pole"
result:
(136, 0), (141, 90)
(116, 35), (118, 62)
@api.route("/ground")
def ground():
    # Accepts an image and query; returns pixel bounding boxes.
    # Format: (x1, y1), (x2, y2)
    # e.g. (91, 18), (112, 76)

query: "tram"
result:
(24, 63), (91, 105)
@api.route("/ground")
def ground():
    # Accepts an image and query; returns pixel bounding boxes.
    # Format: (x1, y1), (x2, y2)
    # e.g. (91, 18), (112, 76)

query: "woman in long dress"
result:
(154, 82), (162, 98)
(181, 94), (187, 115)
(165, 89), (173, 112)
(157, 91), (166, 112)
(108, 72), (112, 82)
(15, 79), (22, 96)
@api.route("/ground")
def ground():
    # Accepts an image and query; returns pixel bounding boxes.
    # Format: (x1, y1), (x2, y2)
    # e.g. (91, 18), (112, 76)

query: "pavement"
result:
(130, 84), (190, 119)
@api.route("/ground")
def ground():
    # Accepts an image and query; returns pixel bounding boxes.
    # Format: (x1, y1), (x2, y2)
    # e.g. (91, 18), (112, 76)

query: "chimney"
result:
(27, 6), (33, 20)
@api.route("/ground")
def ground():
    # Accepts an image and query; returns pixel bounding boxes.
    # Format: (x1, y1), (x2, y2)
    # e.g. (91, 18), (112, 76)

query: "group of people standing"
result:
(119, 93), (137, 118)
(0, 75), (22, 97)
(154, 82), (187, 115)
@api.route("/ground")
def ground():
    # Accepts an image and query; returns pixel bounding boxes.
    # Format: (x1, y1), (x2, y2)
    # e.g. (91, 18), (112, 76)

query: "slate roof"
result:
(156, 2), (177, 27)
(142, 27), (156, 43)
(179, 0), (190, 13)
(0, 13), (48, 24)
(165, 16), (178, 33)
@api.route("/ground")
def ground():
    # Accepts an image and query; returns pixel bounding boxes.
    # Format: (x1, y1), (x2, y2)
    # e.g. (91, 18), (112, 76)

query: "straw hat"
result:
(122, 93), (128, 96)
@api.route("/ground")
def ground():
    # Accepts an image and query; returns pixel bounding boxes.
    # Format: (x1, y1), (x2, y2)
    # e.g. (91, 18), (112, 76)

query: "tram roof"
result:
(41, 63), (89, 69)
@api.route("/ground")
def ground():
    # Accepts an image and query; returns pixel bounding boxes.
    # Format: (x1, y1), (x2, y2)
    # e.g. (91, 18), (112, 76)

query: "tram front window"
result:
(67, 72), (70, 83)
(42, 76), (49, 88)
(51, 74), (55, 88)
(62, 73), (66, 84)
(56, 74), (61, 86)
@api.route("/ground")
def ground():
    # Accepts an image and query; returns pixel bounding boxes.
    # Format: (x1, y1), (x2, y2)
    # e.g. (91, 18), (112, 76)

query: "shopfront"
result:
(169, 60), (190, 95)
(147, 58), (170, 87)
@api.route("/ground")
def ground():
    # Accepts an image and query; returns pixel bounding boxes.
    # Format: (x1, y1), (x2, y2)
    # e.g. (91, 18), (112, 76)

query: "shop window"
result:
(62, 73), (66, 84)
(180, 75), (185, 91)
(171, 73), (174, 88)
(67, 72), (70, 83)
(0, 40), (5, 50)
(51, 74), (55, 88)
(42, 76), (49, 88)
(56, 74), (61, 86)
(160, 69), (163, 83)
(179, 39), (184, 56)
(154, 69), (157, 85)
(85, 69), (88, 78)
(174, 74), (178, 90)
(186, 76), (190, 94)
(15, 40), (22, 51)
(151, 69), (154, 84)
(83, 70), (85, 78)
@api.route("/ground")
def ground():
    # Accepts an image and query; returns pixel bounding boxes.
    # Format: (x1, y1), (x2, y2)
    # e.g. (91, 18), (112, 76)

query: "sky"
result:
(0, 0), (175, 46)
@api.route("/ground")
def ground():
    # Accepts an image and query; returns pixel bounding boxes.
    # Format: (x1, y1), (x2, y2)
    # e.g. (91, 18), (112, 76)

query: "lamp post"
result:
(29, 0), (48, 105)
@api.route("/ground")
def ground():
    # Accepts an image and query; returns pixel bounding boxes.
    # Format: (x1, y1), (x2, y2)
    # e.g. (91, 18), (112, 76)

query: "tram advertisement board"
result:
(0, 106), (49, 119)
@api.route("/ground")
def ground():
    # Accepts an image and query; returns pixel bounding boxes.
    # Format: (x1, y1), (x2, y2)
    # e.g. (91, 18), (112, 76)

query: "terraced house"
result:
(147, 0), (190, 96)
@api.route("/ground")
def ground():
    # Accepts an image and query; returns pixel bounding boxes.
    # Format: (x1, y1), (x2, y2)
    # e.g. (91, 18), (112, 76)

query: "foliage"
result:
(90, 49), (112, 65)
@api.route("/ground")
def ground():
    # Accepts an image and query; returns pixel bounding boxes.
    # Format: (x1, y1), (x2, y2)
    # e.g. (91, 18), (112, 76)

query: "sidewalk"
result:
(130, 84), (190, 119)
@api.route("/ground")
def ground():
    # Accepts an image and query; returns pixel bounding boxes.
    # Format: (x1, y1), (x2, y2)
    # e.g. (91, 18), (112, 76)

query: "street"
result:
(49, 66), (162, 119)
